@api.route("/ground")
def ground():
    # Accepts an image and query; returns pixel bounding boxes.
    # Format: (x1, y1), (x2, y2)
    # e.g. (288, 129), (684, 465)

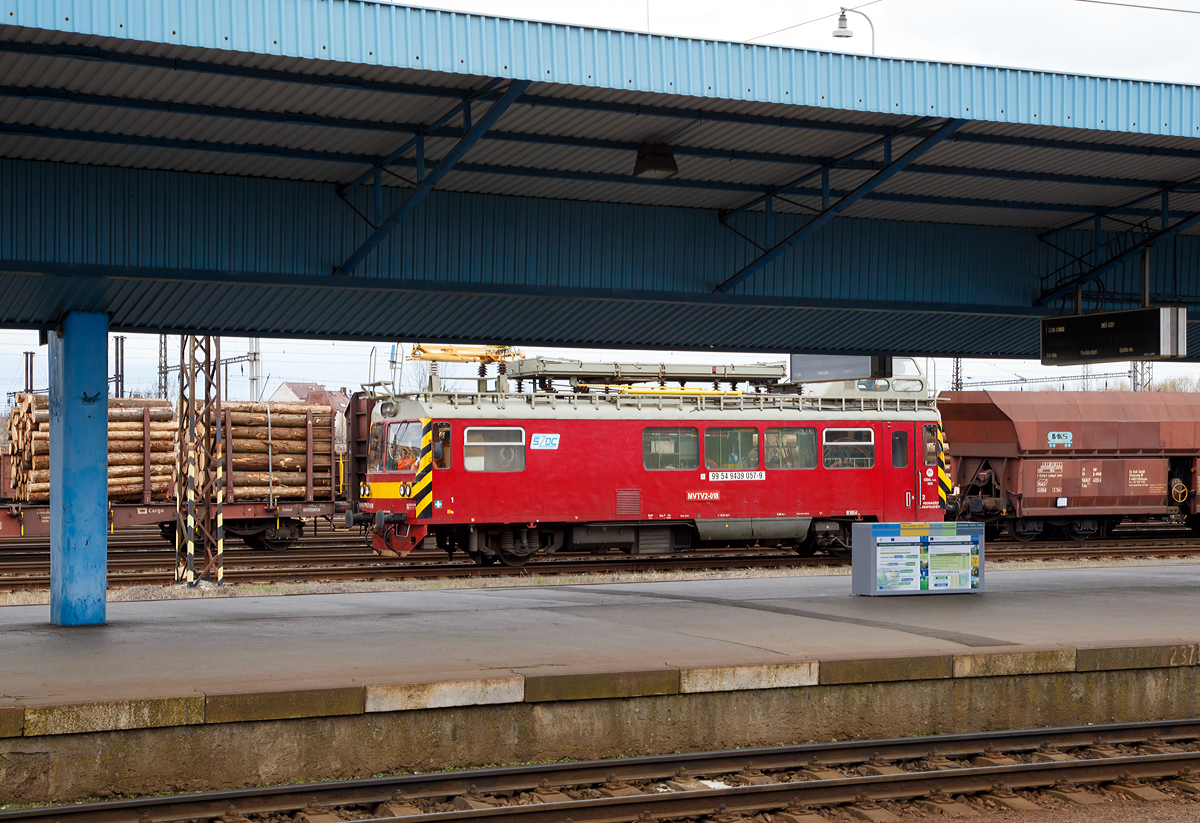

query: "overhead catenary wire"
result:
(1073, 0), (1200, 14)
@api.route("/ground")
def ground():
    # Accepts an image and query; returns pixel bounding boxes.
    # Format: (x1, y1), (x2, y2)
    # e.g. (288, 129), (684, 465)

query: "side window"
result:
(765, 427), (817, 470)
(705, 427), (759, 470)
(823, 428), (875, 469)
(923, 424), (940, 466)
(857, 379), (889, 392)
(385, 422), (422, 471)
(432, 421), (452, 469)
(891, 430), (910, 469)
(893, 379), (924, 392)
(464, 427), (525, 472)
(367, 422), (387, 472)
(643, 427), (700, 471)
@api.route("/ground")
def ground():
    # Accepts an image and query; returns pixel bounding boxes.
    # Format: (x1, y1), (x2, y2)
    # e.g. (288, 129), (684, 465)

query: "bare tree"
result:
(400, 358), (474, 393)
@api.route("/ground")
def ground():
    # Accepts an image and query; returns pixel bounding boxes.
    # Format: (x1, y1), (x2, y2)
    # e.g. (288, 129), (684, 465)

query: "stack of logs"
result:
(6, 394), (175, 502)
(220, 401), (334, 500)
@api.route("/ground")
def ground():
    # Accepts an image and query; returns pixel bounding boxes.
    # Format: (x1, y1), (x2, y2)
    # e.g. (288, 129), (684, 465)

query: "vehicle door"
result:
(917, 422), (945, 518)
(882, 422), (917, 522)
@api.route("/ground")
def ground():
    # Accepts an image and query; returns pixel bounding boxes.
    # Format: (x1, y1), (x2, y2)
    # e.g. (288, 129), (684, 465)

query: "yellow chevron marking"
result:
(414, 418), (435, 520)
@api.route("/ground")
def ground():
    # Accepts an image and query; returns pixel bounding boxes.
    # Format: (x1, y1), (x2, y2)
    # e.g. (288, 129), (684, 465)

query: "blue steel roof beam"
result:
(0, 84), (427, 136)
(0, 123), (379, 165)
(714, 119), (968, 294)
(3, 120), (1193, 218)
(945, 131), (1200, 163)
(0, 80), (1180, 191)
(333, 79), (532, 278)
(1037, 171), (1200, 239)
(719, 119), (936, 221)
(0, 40), (472, 102)
(0, 40), (895, 139)
(1037, 209), (1200, 306)
(10, 40), (1200, 163)
(337, 78), (504, 196)
(5, 118), (1197, 220)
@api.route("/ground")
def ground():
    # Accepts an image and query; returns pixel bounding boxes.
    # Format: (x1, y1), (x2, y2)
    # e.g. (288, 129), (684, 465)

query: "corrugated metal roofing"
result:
(0, 267), (1044, 358)
(10, 0), (1200, 139)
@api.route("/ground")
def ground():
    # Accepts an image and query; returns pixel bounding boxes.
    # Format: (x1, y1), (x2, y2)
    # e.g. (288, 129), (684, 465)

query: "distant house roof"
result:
(269, 382), (350, 413)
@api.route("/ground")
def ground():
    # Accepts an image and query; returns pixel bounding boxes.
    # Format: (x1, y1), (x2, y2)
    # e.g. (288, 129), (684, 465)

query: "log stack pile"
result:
(219, 401), (335, 501)
(6, 394), (176, 503)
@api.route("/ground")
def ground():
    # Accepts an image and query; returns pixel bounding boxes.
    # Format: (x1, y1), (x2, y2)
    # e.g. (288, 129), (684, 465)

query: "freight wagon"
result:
(346, 359), (948, 565)
(2, 395), (345, 549)
(941, 391), (1200, 541)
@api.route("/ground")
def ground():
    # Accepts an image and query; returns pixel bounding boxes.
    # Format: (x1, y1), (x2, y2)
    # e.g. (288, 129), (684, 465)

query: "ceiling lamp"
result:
(833, 10), (853, 38)
(633, 143), (679, 179)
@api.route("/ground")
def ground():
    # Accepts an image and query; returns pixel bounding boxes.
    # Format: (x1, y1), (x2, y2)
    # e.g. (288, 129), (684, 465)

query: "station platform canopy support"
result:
(48, 312), (109, 626)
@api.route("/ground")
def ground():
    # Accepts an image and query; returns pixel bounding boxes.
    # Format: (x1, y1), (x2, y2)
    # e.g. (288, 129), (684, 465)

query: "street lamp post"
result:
(833, 7), (875, 55)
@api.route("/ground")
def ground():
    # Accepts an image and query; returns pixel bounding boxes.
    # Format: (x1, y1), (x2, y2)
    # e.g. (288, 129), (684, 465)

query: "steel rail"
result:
(0, 553), (843, 592)
(8, 718), (1198, 823)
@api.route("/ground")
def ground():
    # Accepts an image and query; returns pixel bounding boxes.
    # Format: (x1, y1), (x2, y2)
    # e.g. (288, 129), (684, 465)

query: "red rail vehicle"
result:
(347, 358), (947, 565)
(941, 390), (1200, 541)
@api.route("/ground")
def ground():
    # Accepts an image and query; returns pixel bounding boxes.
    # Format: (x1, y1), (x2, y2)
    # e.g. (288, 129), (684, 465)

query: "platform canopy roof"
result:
(2, 0), (1200, 356)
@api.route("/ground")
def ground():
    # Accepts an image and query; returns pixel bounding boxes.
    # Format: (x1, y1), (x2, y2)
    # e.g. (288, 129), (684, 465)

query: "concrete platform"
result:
(2, 565), (1198, 803)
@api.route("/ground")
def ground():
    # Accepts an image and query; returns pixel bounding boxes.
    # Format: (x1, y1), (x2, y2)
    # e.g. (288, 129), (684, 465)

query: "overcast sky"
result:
(5, 0), (1200, 405)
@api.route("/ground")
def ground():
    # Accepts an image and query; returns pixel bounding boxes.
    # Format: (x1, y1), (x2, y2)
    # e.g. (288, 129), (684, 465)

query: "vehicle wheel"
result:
(1064, 521), (1094, 542)
(260, 536), (294, 551)
(242, 533), (267, 551)
(792, 530), (817, 556)
(496, 548), (531, 567)
(1006, 520), (1037, 543)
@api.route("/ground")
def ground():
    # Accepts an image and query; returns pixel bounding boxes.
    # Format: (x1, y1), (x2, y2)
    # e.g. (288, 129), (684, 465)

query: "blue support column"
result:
(49, 312), (109, 626)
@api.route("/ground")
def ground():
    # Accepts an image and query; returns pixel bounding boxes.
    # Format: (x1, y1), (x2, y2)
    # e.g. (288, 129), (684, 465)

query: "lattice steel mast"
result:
(175, 336), (225, 587)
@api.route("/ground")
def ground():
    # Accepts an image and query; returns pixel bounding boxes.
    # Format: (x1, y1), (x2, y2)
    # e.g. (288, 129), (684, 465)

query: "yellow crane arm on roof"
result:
(408, 344), (525, 364)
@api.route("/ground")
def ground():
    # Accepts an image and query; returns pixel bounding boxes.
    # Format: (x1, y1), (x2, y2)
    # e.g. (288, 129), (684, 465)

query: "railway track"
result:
(2, 524), (1200, 592)
(7, 718), (1198, 822)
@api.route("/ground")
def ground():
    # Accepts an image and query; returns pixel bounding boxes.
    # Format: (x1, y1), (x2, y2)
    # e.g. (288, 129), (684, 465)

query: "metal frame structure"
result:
(175, 336), (224, 587)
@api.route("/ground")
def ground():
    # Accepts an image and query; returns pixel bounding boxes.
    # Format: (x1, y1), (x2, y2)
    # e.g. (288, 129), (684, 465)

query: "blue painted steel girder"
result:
(48, 311), (109, 627)
(0, 82), (1186, 193)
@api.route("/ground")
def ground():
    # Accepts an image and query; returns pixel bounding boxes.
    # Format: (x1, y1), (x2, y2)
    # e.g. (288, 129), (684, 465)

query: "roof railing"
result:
(407, 389), (937, 413)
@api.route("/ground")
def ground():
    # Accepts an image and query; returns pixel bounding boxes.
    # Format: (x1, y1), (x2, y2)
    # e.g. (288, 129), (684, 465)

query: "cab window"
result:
(643, 427), (699, 470)
(464, 427), (525, 472)
(385, 422), (422, 471)
(924, 424), (941, 466)
(765, 427), (817, 469)
(432, 421), (452, 469)
(367, 422), (387, 472)
(705, 427), (759, 470)
(823, 428), (875, 469)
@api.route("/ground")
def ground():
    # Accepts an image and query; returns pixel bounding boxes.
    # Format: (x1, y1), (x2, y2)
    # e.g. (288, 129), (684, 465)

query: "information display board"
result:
(1040, 306), (1187, 366)
(790, 355), (892, 383)
(851, 522), (983, 596)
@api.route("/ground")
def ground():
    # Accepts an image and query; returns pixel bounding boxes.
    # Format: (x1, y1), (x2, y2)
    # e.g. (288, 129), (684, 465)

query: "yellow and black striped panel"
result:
(936, 424), (952, 508)
(412, 418), (434, 519)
